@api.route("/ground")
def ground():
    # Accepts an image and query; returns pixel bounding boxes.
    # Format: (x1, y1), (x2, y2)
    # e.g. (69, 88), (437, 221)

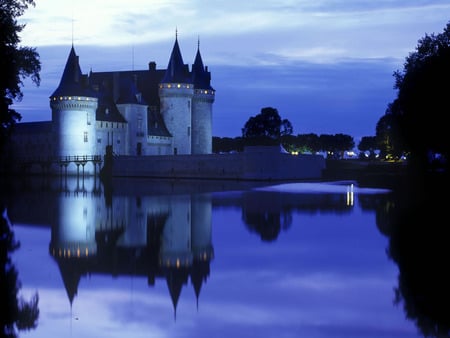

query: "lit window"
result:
(177, 84), (181, 88)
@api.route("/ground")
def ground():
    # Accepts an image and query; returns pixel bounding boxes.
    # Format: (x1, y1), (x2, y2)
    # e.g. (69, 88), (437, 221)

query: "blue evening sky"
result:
(12, 0), (450, 141)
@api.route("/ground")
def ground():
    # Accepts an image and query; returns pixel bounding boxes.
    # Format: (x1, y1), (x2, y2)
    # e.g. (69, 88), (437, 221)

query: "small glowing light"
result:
(346, 184), (354, 206)
(168, 84), (171, 88)
(176, 259), (180, 268)
(85, 248), (89, 256)
(177, 84), (181, 88)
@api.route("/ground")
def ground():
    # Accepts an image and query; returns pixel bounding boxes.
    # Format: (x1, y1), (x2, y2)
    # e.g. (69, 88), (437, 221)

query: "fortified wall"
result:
(107, 147), (326, 181)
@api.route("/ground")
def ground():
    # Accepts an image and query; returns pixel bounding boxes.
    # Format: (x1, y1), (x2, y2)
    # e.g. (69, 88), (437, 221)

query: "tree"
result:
(375, 101), (406, 160)
(379, 21), (450, 171)
(0, 0), (41, 152)
(242, 107), (293, 145)
(319, 133), (354, 159)
(358, 136), (378, 160)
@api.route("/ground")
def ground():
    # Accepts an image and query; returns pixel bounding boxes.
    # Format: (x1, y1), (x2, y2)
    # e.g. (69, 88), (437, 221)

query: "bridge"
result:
(16, 155), (103, 177)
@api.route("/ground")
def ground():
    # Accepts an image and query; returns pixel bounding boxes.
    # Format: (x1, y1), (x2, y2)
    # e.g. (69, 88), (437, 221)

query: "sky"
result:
(12, 0), (450, 141)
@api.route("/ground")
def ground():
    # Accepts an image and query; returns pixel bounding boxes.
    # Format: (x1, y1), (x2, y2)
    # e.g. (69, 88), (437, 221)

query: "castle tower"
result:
(191, 41), (215, 154)
(50, 45), (98, 175)
(116, 76), (149, 155)
(159, 34), (194, 155)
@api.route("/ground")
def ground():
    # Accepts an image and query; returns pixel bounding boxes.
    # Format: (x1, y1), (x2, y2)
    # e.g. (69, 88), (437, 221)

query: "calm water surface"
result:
(3, 177), (425, 338)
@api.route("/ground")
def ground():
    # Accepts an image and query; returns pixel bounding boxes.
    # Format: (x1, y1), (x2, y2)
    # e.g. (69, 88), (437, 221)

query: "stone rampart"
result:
(110, 147), (325, 181)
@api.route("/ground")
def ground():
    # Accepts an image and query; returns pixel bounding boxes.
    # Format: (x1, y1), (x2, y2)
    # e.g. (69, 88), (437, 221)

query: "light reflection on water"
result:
(4, 177), (422, 338)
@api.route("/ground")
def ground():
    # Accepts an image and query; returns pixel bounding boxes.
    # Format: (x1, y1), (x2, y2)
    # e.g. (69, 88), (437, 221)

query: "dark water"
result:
(1, 176), (445, 338)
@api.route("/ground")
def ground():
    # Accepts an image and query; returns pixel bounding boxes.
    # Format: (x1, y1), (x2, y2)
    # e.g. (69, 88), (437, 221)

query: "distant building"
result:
(9, 35), (215, 175)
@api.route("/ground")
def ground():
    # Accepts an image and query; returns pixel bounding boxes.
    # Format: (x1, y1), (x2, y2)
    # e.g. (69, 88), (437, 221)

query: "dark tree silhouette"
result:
(0, 0), (41, 152)
(358, 136), (377, 160)
(1, 204), (39, 337)
(377, 21), (450, 172)
(319, 133), (354, 159)
(242, 107), (293, 146)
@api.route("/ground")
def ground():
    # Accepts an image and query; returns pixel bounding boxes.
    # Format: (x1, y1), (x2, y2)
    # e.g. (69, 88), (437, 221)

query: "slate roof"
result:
(161, 37), (192, 84)
(50, 46), (98, 98)
(192, 48), (214, 90)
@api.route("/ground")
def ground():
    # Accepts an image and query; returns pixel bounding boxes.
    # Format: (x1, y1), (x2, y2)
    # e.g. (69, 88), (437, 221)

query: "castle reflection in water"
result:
(11, 176), (215, 315)
(6, 176), (357, 317)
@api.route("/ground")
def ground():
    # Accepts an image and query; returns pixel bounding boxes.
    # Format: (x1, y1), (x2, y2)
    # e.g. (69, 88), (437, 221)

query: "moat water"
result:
(1, 176), (445, 338)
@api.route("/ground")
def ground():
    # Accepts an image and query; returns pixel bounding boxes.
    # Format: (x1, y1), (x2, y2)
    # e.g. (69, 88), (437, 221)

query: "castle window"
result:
(84, 132), (88, 143)
(87, 113), (91, 125)
(187, 126), (190, 136)
(97, 138), (101, 144)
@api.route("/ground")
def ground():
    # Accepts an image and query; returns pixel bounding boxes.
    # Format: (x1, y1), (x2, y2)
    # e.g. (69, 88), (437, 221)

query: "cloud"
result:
(19, 1), (450, 65)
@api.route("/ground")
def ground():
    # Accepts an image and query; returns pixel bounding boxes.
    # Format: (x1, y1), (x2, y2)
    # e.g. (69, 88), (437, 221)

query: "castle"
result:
(10, 34), (215, 176)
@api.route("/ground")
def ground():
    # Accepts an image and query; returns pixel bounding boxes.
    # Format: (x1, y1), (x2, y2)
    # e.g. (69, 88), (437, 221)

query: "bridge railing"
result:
(15, 155), (103, 165)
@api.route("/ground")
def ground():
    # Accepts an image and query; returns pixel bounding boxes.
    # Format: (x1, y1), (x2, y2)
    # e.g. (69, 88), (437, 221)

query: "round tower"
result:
(191, 42), (215, 154)
(50, 45), (98, 175)
(159, 35), (194, 155)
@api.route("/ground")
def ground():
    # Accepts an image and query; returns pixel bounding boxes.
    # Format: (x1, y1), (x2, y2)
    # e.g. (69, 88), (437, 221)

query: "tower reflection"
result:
(48, 177), (213, 315)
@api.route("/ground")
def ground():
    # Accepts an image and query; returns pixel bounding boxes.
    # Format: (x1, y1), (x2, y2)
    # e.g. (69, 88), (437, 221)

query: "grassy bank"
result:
(323, 159), (408, 189)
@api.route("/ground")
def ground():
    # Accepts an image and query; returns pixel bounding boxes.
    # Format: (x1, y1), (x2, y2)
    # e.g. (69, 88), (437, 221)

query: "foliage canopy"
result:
(377, 21), (450, 169)
(0, 0), (41, 151)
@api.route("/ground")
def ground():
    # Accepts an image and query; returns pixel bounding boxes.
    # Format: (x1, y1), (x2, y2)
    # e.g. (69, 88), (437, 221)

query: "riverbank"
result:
(322, 159), (409, 189)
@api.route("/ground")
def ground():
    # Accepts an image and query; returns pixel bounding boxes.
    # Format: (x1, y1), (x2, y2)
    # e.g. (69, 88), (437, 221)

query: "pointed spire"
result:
(50, 45), (97, 98)
(192, 39), (213, 90)
(161, 31), (191, 84)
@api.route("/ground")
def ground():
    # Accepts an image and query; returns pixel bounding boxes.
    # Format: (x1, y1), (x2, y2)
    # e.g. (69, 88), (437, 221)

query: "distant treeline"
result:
(213, 133), (356, 158)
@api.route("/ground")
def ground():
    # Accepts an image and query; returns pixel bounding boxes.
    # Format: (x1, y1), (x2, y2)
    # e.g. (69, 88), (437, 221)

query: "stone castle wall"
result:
(110, 147), (325, 181)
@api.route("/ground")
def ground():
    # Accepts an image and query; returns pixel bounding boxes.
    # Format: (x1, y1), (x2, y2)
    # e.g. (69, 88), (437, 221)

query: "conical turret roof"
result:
(161, 36), (191, 84)
(50, 45), (97, 98)
(192, 44), (214, 90)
